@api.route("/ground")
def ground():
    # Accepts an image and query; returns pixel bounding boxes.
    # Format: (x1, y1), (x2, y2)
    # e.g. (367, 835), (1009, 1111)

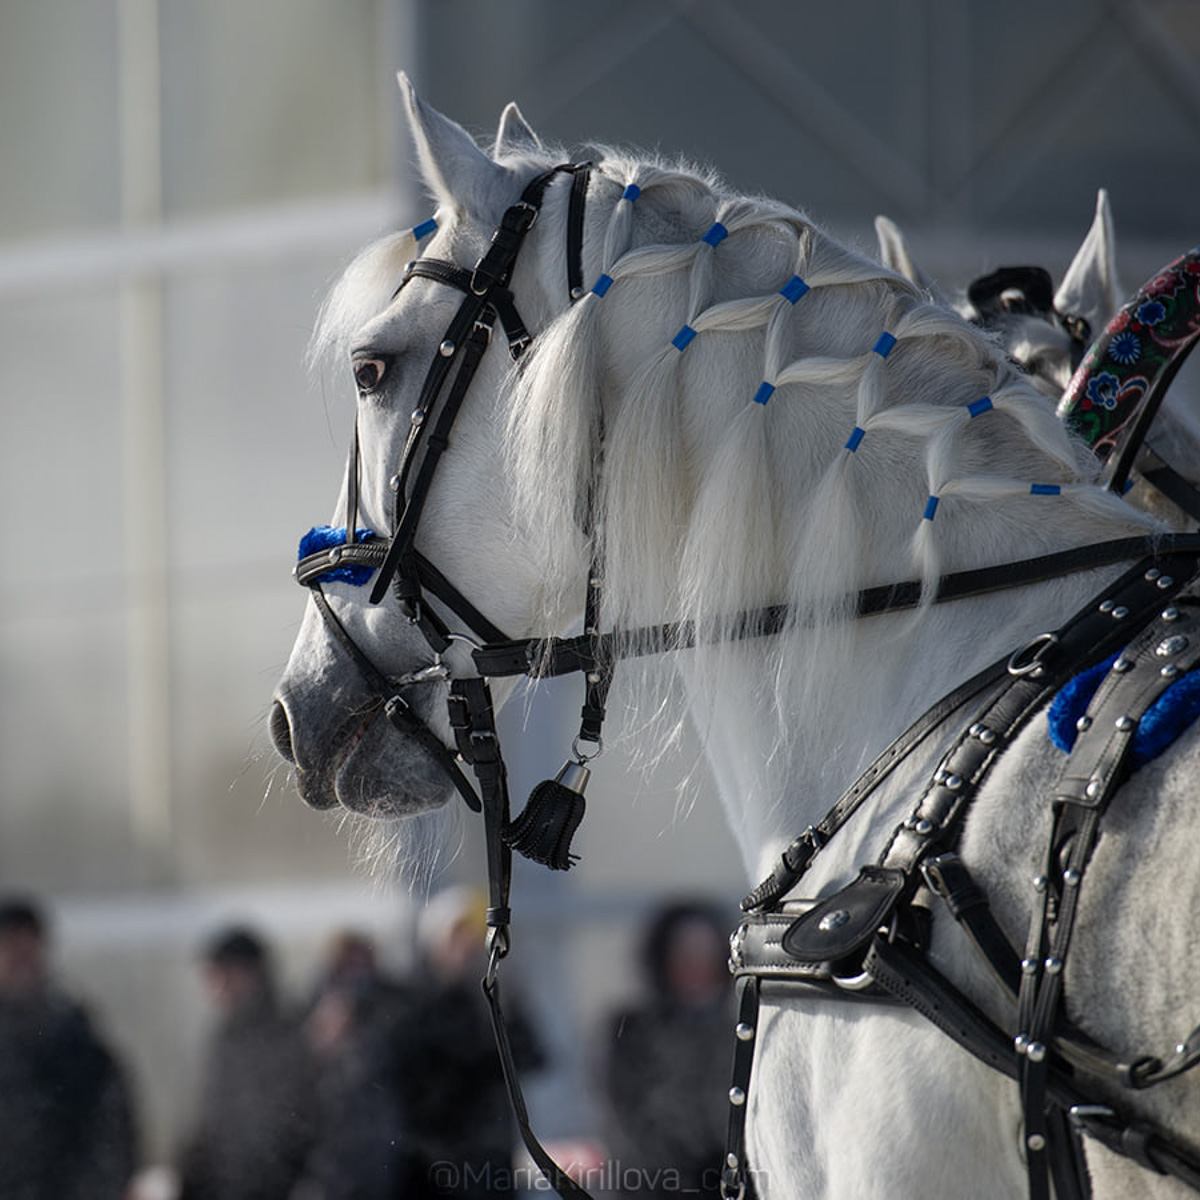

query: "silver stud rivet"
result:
(1114, 657), (1134, 672)
(1112, 605), (1129, 619)
(1115, 715), (1135, 732)
(1162, 663), (1181, 678)
(1028, 1134), (1047, 1152)
(1146, 568), (1161, 581)
(1063, 868), (1082, 886)
(1075, 715), (1092, 732)
(570, 286), (585, 301)
(587, 671), (602, 684)
(727, 1153), (740, 1169)
(1033, 875), (1048, 893)
(1099, 600), (1114, 613)
(914, 819), (933, 835)
(979, 728), (996, 746)
(439, 339), (456, 357)
(1026, 1041), (1047, 1064)
(1177, 1043), (1189, 1056)
(735, 1022), (755, 1042)
(389, 473), (402, 491)
(1021, 958), (1038, 975)
(944, 774), (963, 791)
(1158, 576), (1175, 589)
(1085, 779), (1102, 798)
(1014, 1034), (1029, 1055)
(1044, 956), (1063, 975)
(818, 909), (851, 932)
(729, 1087), (746, 1106)
(1163, 606), (1181, 622)
(328, 547), (342, 563)
(1157, 635), (1189, 657)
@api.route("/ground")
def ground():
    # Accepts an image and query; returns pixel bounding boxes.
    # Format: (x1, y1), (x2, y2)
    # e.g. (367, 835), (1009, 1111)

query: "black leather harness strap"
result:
(725, 548), (1200, 1200)
(777, 547), (1200, 970)
(1016, 580), (1200, 1200)
(446, 675), (594, 1200)
(472, 534), (1200, 682)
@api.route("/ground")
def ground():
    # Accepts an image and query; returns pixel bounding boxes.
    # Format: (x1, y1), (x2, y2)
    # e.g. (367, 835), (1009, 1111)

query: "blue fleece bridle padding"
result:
(1047, 651), (1200, 768)
(298, 526), (379, 586)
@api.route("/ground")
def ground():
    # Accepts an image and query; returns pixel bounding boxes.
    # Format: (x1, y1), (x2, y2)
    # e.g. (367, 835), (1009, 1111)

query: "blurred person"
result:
(295, 930), (413, 1200)
(389, 886), (544, 1199)
(601, 900), (736, 1199)
(0, 894), (138, 1200)
(178, 926), (316, 1200)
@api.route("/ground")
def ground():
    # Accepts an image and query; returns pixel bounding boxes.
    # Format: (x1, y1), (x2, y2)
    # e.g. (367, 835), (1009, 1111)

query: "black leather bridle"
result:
(293, 163), (1200, 1200)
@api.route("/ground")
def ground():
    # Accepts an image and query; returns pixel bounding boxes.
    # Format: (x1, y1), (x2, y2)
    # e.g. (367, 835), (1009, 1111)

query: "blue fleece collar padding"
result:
(1047, 651), (1200, 769)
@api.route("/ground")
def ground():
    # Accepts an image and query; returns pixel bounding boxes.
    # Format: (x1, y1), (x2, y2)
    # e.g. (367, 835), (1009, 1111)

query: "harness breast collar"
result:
(293, 166), (1200, 1200)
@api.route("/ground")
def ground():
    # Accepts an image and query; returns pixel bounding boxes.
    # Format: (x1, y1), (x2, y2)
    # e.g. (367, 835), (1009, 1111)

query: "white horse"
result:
(272, 78), (1200, 1198)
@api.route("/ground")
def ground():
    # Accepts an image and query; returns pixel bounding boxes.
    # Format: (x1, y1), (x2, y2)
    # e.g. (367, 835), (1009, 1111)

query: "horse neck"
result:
(673, 564), (1131, 881)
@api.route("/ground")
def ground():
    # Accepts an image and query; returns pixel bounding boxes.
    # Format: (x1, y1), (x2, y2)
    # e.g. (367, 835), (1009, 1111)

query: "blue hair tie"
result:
(592, 273), (614, 297)
(923, 495), (940, 521)
(412, 217), (437, 241)
(702, 222), (729, 247)
(672, 325), (697, 352)
(967, 396), (993, 418)
(752, 381), (776, 406)
(621, 184), (642, 203)
(1030, 483), (1061, 496)
(845, 426), (865, 453)
(873, 332), (898, 358)
(780, 275), (810, 304)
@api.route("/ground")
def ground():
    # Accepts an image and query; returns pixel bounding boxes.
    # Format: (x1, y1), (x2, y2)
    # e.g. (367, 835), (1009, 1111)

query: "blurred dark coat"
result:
(179, 994), (317, 1200)
(604, 999), (731, 1199)
(0, 991), (137, 1200)
(390, 977), (543, 1199)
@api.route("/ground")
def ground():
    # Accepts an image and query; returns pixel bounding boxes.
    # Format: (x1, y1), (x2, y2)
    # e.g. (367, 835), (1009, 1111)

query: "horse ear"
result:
(494, 101), (542, 158)
(1054, 189), (1122, 330)
(397, 72), (503, 215)
(874, 216), (948, 305)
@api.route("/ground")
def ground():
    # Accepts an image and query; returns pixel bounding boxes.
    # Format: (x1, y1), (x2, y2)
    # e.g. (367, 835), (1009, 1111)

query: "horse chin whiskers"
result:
(341, 802), (462, 893)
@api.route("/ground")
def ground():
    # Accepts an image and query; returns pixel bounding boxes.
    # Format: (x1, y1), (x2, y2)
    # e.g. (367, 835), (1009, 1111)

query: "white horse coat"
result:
(272, 80), (1200, 1197)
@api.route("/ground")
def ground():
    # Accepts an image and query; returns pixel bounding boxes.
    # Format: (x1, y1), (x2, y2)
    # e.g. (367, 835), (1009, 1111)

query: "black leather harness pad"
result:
(781, 865), (906, 963)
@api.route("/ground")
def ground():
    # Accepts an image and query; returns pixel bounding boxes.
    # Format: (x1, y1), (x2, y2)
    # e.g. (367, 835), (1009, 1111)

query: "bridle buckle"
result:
(1007, 632), (1058, 677)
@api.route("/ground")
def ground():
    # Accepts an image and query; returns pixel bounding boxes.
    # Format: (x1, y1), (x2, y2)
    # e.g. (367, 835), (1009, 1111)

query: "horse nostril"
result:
(269, 700), (297, 764)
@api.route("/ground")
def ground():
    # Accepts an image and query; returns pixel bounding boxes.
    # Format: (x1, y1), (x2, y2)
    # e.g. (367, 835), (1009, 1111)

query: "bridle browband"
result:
(293, 164), (1200, 1200)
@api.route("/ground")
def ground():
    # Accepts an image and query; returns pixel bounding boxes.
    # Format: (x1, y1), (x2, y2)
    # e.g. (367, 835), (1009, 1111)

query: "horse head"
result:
(270, 78), (592, 819)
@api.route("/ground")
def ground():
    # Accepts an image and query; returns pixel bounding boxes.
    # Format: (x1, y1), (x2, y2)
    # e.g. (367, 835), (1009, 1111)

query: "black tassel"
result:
(503, 762), (589, 870)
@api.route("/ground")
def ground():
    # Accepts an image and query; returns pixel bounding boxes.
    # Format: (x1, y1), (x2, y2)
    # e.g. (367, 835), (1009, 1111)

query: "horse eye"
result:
(353, 358), (387, 394)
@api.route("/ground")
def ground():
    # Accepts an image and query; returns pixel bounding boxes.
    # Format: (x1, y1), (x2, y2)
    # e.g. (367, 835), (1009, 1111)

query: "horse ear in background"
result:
(873, 214), (950, 308)
(493, 101), (543, 159)
(1053, 188), (1122, 339)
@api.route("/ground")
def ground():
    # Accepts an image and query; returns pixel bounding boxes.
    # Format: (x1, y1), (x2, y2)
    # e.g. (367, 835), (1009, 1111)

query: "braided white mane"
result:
(504, 150), (1155, 730)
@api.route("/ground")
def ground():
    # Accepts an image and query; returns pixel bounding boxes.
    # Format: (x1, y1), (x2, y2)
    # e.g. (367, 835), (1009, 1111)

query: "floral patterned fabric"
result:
(1058, 248), (1200, 458)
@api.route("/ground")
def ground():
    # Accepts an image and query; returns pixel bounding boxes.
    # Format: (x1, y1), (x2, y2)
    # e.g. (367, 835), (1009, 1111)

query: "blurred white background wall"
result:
(1, 0), (1198, 1172)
